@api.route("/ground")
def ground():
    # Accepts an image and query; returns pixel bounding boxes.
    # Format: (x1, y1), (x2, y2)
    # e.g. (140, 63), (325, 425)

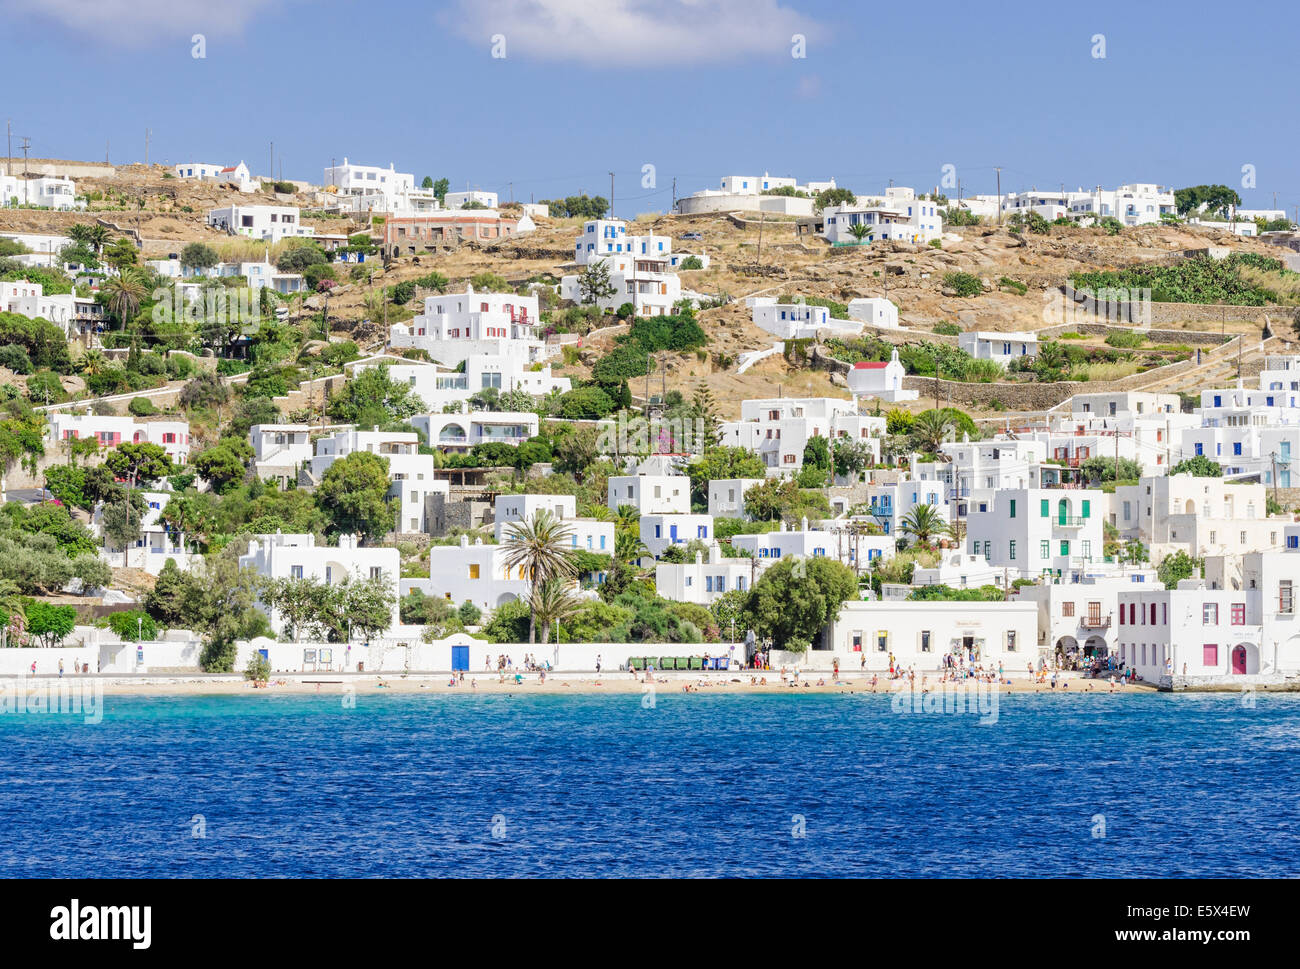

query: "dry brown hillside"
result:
(4, 162), (1294, 418)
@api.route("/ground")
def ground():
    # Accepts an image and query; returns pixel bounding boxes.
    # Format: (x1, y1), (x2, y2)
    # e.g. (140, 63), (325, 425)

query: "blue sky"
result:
(2, 0), (1295, 214)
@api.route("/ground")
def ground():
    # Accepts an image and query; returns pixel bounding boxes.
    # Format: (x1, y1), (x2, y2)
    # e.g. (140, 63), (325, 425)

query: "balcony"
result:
(1055, 516), (1087, 527)
(1079, 615), (1112, 629)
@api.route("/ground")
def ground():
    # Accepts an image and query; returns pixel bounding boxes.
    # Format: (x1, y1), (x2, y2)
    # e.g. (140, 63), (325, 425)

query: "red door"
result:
(1231, 646), (1247, 675)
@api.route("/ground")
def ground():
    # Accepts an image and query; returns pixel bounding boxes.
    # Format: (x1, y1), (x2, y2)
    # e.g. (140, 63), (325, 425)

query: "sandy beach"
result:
(30, 671), (1160, 697)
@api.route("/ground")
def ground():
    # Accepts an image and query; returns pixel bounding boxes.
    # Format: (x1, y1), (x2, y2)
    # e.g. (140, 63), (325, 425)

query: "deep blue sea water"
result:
(1, 690), (1297, 877)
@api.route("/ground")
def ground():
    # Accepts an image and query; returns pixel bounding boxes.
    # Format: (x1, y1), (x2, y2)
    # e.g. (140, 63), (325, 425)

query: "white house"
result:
(444, 190), (499, 210)
(964, 487), (1105, 578)
(214, 162), (255, 193)
(0, 279), (79, 334)
(1067, 184), (1176, 226)
(208, 204), (314, 242)
(560, 249), (681, 316)
(639, 513), (714, 558)
(958, 331), (1038, 363)
(826, 600), (1038, 669)
(174, 162), (225, 181)
(707, 478), (765, 519)
(0, 174), (82, 210)
(607, 472), (691, 515)
(847, 297), (900, 329)
(733, 517), (893, 571)
(656, 543), (757, 605)
(249, 423), (313, 486)
(388, 286), (545, 367)
(854, 478), (951, 541)
(1014, 568), (1161, 663)
(308, 428), (446, 534)
(820, 188), (943, 245)
(748, 296), (863, 341)
(401, 535), (529, 612)
(675, 173), (832, 217)
(47, 414), (191, 464)
(409, 410), (539, 453)
(352, 355), (570, 413)
(718, 397), (884, 476)
(323, 158), (439, 215)
(1109, 475), (1283, 563)
(240, 533), (401, 638)
(492, 494), (614, 562)
(93, 488), (200, 575)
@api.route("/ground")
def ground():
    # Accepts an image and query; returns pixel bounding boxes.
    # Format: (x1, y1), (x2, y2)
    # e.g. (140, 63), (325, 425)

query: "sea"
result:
(1, 690), (1296, 877)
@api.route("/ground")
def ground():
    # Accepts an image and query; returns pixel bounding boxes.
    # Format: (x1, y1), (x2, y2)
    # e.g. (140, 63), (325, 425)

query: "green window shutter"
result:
(1081, 499), (1091, 518)
(1009, 499), (1016, 518)
(1060, 540), (1070, 556)
(1040, 499), (1049, 517)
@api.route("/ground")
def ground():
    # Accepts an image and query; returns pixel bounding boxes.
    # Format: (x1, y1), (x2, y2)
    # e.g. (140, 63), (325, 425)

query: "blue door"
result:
(451, 646), (469, 671)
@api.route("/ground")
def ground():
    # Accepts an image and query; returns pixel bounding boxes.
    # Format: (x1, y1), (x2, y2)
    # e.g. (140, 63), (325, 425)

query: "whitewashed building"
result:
(958, 330), (1038, 363)
(718, 397), (885, 476)
(964, 487), (1105, 578)
(308, 428), (446, 534)
(826, 600), (1038, 669)
(249, 423), (313, 486)
(47, 414), (191, 463)
(409, 410), (539, 453)
(240, 533), (401, 638)
(388, 286), (546, 367)
(207, 204), (314, 242)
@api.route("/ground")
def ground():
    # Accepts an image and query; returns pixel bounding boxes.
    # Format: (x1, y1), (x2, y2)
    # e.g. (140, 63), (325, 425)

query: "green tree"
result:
(577, 260), (616, 306)
(908, 409), (955, 453)
(326, 365), (426, 426)
(528, 575), (582, 644)
(25, 601), (76, 648)
(180, 242), (219, 271)
(501, 508), (575, 644)
(144, 558), (190, 629)
(1170, 455), (1222, 478)
(101, 267), (147, 324)
(685, 446), (766, 507)
(1158, 550), (1201, 589)
(901, 504), (951, 545)
(814, 187), (857, 211)
(746, 557), (858, 651)
(316, 451), (393, 540)
(193, 439), (253, 493)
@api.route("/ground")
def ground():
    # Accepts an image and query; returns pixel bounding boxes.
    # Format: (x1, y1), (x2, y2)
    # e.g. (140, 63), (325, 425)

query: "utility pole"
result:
(270, 142), (274, 183)
(1271, 451), (1280, 502)
(20, 137), (30, 205)
(330, 157), (335, 188)
(144, 128), (150, 166)
(105, 138), (109, 164)
(608, 171), (615, 220)
(995, 166), (1003, 225)
(671, 176), (676, 212)
(509, 181), (513, 203)
(756, 208), (765, 267)
(5, 120), (10, 176)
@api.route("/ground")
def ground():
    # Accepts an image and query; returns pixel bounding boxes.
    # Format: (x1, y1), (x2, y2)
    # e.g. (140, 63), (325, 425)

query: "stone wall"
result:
(1036, 322), (1233, 346)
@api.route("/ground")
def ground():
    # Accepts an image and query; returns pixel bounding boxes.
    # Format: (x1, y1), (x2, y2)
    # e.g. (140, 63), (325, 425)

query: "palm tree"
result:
(901, 504), (952, 546)
(529, 577), (582, 645)
(909, 410), (955, 454)
(614, 528), (649, 566)
(848, 222), (872, 244)
(103, 268), (147, 326)
(68, 222), (111, 256)
(1035, 340), (1066, 373)
(502, 509), (575, 643)
(614, 503), (641, 536)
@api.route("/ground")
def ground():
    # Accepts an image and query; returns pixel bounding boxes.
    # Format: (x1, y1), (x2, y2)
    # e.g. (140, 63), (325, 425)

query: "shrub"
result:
(998, 277), (1028, 295)
(108, 610), (158, 641)
(932, 321), (960, 336)
(1104, 329), (1145, 348)
(244, 653), (272, 681)
(128, 396), (157, 416)
(943, 272), (983, 297)
(0, 344), (33, 373)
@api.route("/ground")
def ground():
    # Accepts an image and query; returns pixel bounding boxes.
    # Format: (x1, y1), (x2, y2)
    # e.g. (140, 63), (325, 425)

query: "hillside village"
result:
(3, 157), (1300, 689)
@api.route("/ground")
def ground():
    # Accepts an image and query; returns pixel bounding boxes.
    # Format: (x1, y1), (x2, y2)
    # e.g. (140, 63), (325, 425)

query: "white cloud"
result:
(449, 0), (823, 65)
(0, 0), (285, 45)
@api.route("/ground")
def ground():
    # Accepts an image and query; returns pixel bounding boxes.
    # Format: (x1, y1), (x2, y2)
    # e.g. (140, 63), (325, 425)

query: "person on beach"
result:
(58, 659), (64, 678)
(595, 655), (601, 674)
(832, 658), (839, 681)
(30, 661), (35, 675)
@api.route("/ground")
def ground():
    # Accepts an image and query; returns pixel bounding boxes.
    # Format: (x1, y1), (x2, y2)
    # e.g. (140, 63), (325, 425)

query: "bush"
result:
(943, 272), (983, 297)
(25, 369), (64, 404)
(128, 396), (157, 416)
(998, 277), (1028, 296)
(244, 653), (272, 681)
(1104, 329), (1145, 349)
(932, 321), (960, 336)
(273, 181), (296, 194)
(0, 344), (33, 373)
(678, 255), (704, 269)
(108, 610), (158, 641)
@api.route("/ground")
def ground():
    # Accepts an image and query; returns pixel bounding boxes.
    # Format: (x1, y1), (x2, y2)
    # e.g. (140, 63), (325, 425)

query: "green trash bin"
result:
(658, 657), (673, 671)
(629, 656), (642, 671)
(689, 656), (703, 670)
(676, 657), (690, 671)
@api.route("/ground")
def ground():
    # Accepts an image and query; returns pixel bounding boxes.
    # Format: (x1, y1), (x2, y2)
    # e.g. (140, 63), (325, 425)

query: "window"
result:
(369, 567), (382, 580)
(1006, 630), (1017, 652)
(1040, 540), (1049, 559)
(1040, 499), (1049, 517)
(1203, 603), (1217, 625)
(1009, 499), (1016, 518)
(1060, 540), (1070, 556)
(469, 564), (480, 579)
(1204, 644), (1218, 666)
(1281, 580), (1294, 614)
(1062, 601), (1075, 617)
(1009, 540), (1016, 560)
(1231, 603), (1245, 625)
(876, 631), (888, 652)
(920, 631), (931, 652)
(290, 566), (303, 579)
